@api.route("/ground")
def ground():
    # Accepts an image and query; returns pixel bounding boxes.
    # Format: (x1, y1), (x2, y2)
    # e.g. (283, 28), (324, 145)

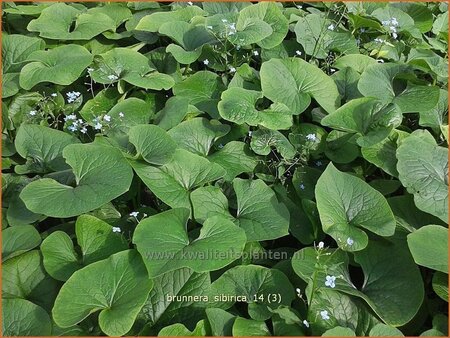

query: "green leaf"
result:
(322, 326), (356, 336)
(236, 2), (288, 49)
(361, 129), (409, 177)
(20, 143), (133, 218)
(158, 320), (206, 336)
(407, 225), (448, 273)
(432, 272), (448, 302)
(2, 34), (45, 74)
(27, 3), (115, 40)
(140, 268), (210, 329)
(218, 87), (293, 130)
(250, 128), (296, 159)
(333, 54), (378, 74)
(417, 88), (448, 130)
(208, 141), (258, 181)
(234, 178), (290, 241)
(52, 250), (152, 337)
(208, 265), (294, 320)
(41, 214), (128, 281)
(232, 317), (270, 336)
(168, 118), (230, 156)
(129, 124), (177, 165)
(131, 149), (225, 209)
(14, 124), (80, 174)
(2, 298), (52, 336)
(19, 44), (93, 90)
(91, 48), (174, 90)
(315, 163), (396, 251)
(2, 225), (41, 262)
(191, 186), (234, 224)
(260, 58), (340, 114)
(206, 308), (236, 336)
(133, 208), (246, 278)
(396, 131), (448, 222)
(321, 98), (402, 147)
(369, 323), (404, 336)
(136, 6), (207, 32)
(358, 63), (440, 112)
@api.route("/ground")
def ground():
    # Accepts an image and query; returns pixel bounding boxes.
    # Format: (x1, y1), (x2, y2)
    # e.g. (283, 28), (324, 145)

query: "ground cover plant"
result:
(1, 1), (449, 336)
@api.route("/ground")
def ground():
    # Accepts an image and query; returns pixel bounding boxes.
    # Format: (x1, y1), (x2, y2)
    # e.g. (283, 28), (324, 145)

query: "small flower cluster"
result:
(66, 91), (81, 103)
(64, 114), (88, 133)
(381, 17), (399, 39)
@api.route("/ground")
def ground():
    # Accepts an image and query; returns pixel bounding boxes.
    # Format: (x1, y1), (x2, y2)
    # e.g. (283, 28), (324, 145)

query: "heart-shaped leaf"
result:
(2, 225), (41, 262)
(260, 58), (340, 114)
(396, 130), (448, 222)
(19, 44), (93, 90)
(133, 208), (246, 277)
(41, 214), (128, 281)
(52, 250), (152, 337)
(315, 163), (396, 251)
(20, 143), (133, 218)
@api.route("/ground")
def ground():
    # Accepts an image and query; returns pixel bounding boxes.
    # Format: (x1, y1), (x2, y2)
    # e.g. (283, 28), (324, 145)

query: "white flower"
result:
(51, 93), (57, 97)
(68, 125), (77, 132)
(320, 310), (330, 320)
(143, 213), (148, 218)
(295, 50), (302, 56)
(218, 144), (224, 148)
(330, 68), (336, 73)
(130, 211), (139, 217)
(374, 38), (385, 43)
(64, 114), (76, 121)
(80, 127), (88, 134)
(112, 227), (121, 233)
(253, 50), (259, 56)
(391, 17), (399, 26)
(318, 241), (324, 249)
(296, 287), (301, 295)
(29, 110), (37, 116)
(229, 66), (236, 73)
(229, 23), (236, 30)
(94, 122), (102, 130)
(296, 5), (303, 9)
(107, 74), (118, 81)
(299, 183), (305, 190)
(87, 67), (94, 73)
(248, 131), (252, 137)
(328, 24), (335, 31)
(360, 28), (366, 33)
(346, 237), (354, 246)
(303, 320), (309, 328)
(377, 59), (384, 63)
(118, 112), (125, 118)
(66, 91), (81, 103)
(207, 25), (213, 29)
(221, 18), (228, 23)
(187, 1), (193, 5)
(325, 275), (336, 288)
(306, 133), (317, 141)
(103, 115), (111, 122)
(203, 59), (209, 65)
(381, 20), (391, 26)
(316, 161), (322, 166)
(392, 32), (398, 39)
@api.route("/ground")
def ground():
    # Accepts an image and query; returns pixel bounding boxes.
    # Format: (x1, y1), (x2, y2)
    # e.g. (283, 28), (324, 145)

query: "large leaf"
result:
(14, 124), (80, 174)
(218, 87), (293, 130)
(2, 225), (41, 262)
(321, 98), (402, 147)
(91, 48), (174, 90)
(260, 58), (340, 114)
(52, 250), (152, 337)
(315, 163), (396, 251)
(133, 208), (246, 278)
(358, 63), (440, 112)
(2, 34), (45, 74)
(208, 265), (295, 321)
(236, 2), (288, 49)
(2, 298), (52, 336)
(407, 225), (448, 273)
(233, 178), (290, 241)
(396, 130), (448, 222)
(139, 268), (210, 329)
(20, 143), (133, 218)
(131, 148), (225, 209)
(19, 44), (93, 90)
(41, 214), (128, 281)
(232, 317), (270, 336)
(27, 3), (115, 40)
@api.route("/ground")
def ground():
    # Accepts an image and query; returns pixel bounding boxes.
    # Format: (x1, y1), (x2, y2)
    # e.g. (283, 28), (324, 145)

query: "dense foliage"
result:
(1, 1), (449, 336)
